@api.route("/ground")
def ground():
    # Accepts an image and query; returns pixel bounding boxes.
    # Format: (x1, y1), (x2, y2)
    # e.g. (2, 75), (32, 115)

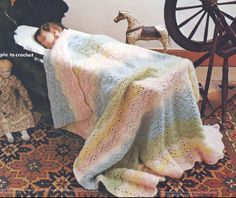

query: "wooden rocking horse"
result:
(114, 10), (170, 52)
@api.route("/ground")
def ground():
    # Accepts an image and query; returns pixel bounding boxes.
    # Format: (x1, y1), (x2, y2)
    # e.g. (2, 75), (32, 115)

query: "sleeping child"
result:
(33, 22), (224, 197)
(0, 59), (35, 143)
(34, 22), (65, 49)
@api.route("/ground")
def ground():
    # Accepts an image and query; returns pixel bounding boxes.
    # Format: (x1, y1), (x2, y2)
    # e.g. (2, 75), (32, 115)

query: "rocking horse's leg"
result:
(126, 37), (129, 44)
(159, 28), (170, 53)
(126, 35), (136, 45)
(161, 39), (168, 53)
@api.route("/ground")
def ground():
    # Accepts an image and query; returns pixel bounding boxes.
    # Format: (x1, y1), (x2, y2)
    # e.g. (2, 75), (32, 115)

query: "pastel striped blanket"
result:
(43, 29), (224, 197)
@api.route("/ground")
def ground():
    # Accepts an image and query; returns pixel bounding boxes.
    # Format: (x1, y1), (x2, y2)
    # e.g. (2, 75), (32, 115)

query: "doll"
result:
(0, 59), (35, 143)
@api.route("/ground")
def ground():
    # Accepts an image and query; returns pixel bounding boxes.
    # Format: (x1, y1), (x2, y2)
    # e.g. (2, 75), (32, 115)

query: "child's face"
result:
(37, 30), (60, 49)
(0, 67), (11, 78)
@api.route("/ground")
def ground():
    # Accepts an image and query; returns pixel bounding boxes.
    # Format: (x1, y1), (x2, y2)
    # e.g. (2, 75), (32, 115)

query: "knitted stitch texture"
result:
(43, 29), (224, 197)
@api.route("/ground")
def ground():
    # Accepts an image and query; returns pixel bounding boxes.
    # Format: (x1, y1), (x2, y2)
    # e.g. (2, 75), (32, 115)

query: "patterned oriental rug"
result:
(0, 95), (236, 197)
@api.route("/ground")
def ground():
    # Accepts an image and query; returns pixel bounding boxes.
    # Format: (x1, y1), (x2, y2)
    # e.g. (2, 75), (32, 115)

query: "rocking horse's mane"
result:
(119, 10), (137, 18)
(119, 10), (131, 14)
(116, 10), (141, 28)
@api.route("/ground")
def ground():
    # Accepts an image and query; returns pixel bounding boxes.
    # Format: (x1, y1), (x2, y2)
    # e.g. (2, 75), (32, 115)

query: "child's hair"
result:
(34, 22), (66, 44)
(0, 59), (13, 69)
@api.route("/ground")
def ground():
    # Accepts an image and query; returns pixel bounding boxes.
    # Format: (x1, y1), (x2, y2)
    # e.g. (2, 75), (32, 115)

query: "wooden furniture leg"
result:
(200, 26), (220, 117)
(221, 57), (229, 127)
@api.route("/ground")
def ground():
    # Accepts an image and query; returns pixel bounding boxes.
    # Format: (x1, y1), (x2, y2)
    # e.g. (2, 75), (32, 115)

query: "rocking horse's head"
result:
(114, 11), (129, 23)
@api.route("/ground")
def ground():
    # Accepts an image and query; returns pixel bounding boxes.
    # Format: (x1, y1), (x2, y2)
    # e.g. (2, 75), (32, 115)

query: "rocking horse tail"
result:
(162, 33), (171, 53)
(155, 25), (170, 52)
(160, 30), (171, 52)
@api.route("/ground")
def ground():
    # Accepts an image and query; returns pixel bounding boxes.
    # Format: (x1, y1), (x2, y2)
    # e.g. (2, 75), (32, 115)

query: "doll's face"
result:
(0, 67), (11, 78)
(37, 30), (60, 49)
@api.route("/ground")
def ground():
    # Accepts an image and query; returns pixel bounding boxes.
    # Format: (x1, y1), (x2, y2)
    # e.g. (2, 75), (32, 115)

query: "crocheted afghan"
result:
(43, 29), (224, 197)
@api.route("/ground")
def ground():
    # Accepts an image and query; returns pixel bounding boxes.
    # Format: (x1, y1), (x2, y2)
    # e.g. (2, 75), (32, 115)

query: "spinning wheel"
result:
(164, 0), (236, 52)
(165, 0), (236, 127)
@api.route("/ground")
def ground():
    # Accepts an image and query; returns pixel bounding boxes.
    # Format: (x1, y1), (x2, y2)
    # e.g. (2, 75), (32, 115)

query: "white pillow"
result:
(14, 25), (45, 55)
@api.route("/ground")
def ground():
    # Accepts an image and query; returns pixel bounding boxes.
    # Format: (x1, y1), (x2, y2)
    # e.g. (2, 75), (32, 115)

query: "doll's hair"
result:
(34, 22), (66, 44)
(0, 59), (13, 69)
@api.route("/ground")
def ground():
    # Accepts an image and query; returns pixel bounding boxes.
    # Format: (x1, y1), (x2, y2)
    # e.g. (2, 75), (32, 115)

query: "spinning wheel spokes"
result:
(176, 4), (203, 11)
(165, 0), (236, 52)
(176, 0), (236, 10)
(188, 11), (207, 40)
(217, 0), (236, 5)
(221, 11), (235, 21)
(178, 9), (204, 28)
(204, 13), (210, 42)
